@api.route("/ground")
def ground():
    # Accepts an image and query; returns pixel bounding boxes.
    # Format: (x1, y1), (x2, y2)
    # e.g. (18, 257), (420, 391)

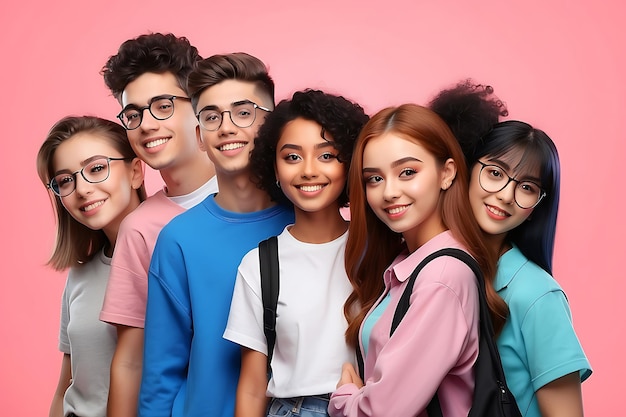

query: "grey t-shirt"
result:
(59, 250), (116, 417)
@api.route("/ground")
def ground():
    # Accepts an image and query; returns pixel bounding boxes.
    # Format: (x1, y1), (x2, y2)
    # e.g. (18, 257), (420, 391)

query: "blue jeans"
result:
(266, 395), (330, 417)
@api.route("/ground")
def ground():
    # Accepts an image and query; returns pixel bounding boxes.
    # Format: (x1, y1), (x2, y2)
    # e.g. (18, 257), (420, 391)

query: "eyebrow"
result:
(279, 142), (337, 152)
(392, 157), (422, 168)
(487, 158), (542, 182)
(197, 99), (255, 113)
(362, 167), (379, 175)
(488, 158), (511, 171)
(362, 157), (422, 174)
(120, 94), (177, 112)
(53, 155), (110, 176)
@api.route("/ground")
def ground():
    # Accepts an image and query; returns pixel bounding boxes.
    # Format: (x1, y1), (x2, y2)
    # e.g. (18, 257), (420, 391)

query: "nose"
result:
(74, 174), (94, 197)
(382, 178), (400, 201)
(139, 108), (159, 131)
(301, 157), (318, 179)
(218, 111), (237, 136)
(495, 180), (516, 204)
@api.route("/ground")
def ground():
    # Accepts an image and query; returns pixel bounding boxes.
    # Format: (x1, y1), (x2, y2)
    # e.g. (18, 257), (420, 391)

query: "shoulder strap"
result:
(355, 249), (462, 382)
(356, 337), (365, 380)
(259, 235), (279, 379)
(390, 249), (478, 334)
(390, 248), (482, 417)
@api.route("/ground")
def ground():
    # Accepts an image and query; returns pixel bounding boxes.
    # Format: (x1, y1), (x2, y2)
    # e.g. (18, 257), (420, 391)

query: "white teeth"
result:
(487, 205), (508, 217)
(387, 206), (407, 215)
(82, 200), (105, 212)
(300, 185), (324, 192)
(219, 142), (245, 151)
(146, 138), (168, 148)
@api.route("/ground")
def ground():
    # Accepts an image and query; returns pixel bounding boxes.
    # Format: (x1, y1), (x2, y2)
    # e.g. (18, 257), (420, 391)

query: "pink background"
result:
(1, 0), (623, 414)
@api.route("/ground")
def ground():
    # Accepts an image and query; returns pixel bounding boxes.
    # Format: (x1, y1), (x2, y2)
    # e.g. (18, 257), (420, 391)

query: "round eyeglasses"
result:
(196, 101), (271, 131)
(48, 156), (132, 197)
(117, 95), (190, 130)
(477, 161), (547, 209)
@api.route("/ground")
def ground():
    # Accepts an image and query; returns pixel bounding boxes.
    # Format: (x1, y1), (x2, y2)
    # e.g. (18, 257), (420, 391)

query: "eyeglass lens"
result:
(119, 97), (176, 130)
(51, 158), (112, 197)
(198, 103), (259, 131)
(479, 164), (543, 209)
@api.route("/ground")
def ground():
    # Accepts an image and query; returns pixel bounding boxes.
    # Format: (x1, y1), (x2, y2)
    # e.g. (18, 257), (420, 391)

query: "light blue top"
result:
(496, 245), (592, 417)
(139, 195), (293, 417)
(361, 292), (391, 356)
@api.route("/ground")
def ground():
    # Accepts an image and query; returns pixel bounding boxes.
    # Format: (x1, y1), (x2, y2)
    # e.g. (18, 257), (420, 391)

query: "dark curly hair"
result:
(250, 89), (369, 207)
(101, 32), (202, 101)
(430, 80), (561, 278)
(429, 79), (508, 167)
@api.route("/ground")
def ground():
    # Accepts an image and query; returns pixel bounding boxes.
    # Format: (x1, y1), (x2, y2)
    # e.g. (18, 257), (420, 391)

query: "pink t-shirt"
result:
(100, 177), (218, 328)
(329, 231), (480, 417)
(99, 190), (184, 328)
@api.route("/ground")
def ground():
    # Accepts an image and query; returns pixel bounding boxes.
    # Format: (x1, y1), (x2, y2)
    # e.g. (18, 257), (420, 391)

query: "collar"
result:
(494, 244), (529, 291)
(386, 230), (461, 284)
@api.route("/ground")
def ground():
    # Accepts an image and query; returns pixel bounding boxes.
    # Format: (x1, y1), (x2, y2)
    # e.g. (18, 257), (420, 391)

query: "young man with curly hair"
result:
(98, 32), (217, 417)
(139, 52), (294, 417)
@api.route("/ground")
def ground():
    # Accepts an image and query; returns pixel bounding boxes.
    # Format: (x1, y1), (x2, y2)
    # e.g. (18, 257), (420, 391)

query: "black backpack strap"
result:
(356, 339), (365, 380)
(390, 248), (480, 417)
(390, 249), (476, 333)
(259, 235), (279, 379)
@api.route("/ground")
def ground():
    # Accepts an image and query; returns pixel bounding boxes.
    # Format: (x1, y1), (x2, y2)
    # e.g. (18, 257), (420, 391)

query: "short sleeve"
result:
(58, 276), (71, 354)
(521, 290), (592, 390)
(100, 218), (150, 328)
(223, 249), (267, 355)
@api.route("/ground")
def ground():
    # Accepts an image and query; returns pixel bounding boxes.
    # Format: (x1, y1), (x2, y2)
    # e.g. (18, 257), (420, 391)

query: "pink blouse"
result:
(329, 231), (480, 417)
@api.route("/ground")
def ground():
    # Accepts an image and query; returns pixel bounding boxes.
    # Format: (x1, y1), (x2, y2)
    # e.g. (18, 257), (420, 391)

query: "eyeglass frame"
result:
(47, 156), (132, 197)
(476, 161), (547, 209)
(117, 95), (191, 130)
(195, 101), (271, 131)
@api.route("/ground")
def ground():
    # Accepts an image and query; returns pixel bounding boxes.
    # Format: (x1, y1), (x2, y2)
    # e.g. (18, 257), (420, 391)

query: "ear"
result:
(196, 125), (206, 152)
(274, 161), (280, 186)
(441, 158), (457, 190)
(129, 158), (145, 190)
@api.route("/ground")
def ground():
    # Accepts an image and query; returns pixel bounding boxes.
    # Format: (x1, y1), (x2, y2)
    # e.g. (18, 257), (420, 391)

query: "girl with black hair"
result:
(224, 89), (369, 417)
(431, 81), (592, 417)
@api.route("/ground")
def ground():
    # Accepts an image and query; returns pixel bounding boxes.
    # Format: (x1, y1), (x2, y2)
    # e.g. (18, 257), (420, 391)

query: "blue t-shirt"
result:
(139, 194), (294, 417)
(496, 245), (592, 417)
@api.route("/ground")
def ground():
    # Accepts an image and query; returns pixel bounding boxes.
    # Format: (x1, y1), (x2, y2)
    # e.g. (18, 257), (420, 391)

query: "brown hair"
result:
(101, 32), (201, 101)
(187, 52), (275, 112)
(343, 104), (507, 346)
(36, 116), (146, 270)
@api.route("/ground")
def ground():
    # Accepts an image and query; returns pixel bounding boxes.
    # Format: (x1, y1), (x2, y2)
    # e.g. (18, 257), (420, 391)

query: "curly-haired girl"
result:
(224, 89), (369, 417)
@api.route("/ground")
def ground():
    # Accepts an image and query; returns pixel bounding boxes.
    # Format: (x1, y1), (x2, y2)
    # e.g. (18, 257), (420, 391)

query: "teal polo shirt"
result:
(495, 245), (591, 417)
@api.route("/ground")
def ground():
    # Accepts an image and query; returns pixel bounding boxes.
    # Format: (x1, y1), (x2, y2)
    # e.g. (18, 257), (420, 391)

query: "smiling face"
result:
(52, 132), (142, 241)
(275, 118), (346, 216)
(120, 71), (199, 171)
(362, 132), (456, 251)
(469, 153), (540, 243)
(195, 79), (271, 178)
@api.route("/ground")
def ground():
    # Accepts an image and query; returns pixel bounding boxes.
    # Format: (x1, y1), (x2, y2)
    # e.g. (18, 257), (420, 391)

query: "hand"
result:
(337, 362), (363, 389)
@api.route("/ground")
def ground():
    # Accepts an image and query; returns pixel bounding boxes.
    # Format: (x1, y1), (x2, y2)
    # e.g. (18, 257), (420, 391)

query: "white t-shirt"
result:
(59, 250), (116, 417)
(224, 226), (354, 398)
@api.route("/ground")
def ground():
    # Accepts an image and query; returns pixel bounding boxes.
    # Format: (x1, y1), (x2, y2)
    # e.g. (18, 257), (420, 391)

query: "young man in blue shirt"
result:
(139, 53), (294, 417)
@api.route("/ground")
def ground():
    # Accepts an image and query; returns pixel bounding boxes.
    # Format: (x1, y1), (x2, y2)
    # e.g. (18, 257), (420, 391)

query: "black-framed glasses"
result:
(48, 156), (132, 197)
(477, 161), (547, 209)
(117, 95), (191, 130)
(196, 101), (271, 131)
